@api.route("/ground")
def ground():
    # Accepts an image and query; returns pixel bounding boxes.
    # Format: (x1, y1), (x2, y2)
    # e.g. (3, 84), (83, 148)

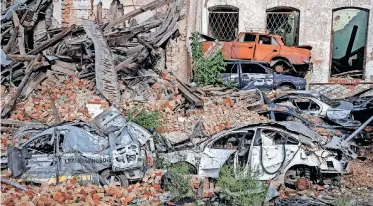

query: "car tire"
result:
(100, 169), (129, 187)
(279, 84), (294, 91)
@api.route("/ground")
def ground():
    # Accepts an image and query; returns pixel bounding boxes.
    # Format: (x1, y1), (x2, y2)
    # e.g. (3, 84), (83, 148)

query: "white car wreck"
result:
(159, 122), (355, 186)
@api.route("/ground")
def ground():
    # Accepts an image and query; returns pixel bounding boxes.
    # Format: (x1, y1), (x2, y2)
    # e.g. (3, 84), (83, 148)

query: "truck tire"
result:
(100, 169), (129, 187)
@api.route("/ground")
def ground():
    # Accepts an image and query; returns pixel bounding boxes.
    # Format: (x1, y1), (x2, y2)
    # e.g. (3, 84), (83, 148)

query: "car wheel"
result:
(279, 84), (294, 91)
(100, 169), (129, 187)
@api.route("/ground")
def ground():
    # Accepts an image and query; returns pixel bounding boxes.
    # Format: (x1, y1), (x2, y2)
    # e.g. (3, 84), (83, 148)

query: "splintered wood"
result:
(83, 20), (120, 107)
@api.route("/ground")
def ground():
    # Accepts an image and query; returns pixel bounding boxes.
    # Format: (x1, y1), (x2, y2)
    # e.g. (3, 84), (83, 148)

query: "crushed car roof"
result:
(210, 121), (320, 141)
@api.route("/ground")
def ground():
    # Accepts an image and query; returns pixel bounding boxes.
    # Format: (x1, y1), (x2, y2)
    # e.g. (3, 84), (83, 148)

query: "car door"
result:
(231, 33), (256, 59)
(240, 62), (274, 90)
(59, 127), (111, 183)
(254, 35), (280, 61)
(250, 128), (300, 180)
(199, 131), (248, 178)
(221, 62), (240, 88)
(18, 133), (58, 184)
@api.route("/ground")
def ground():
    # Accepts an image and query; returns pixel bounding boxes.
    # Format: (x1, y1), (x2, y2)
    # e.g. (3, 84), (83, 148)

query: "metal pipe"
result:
(345, 115), (373, 142)
(0, 177), (28, 191)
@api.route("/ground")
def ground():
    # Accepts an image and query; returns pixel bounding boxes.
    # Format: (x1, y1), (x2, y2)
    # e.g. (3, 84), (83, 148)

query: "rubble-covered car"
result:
(6, 107), (152, 186)
(338, 88), (373, 124)
(268, 91), (360, 127)
(222, 60), (306, 91)
(254, 104), (370, 144)
(159, 122), (355, 186)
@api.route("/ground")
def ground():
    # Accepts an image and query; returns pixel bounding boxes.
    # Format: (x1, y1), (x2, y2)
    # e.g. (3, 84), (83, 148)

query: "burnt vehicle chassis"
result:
(159, 122), (355, 188)
(7, 107), (153, 186)
(254, 104), (371, 144)
(268, 91), (361, 128)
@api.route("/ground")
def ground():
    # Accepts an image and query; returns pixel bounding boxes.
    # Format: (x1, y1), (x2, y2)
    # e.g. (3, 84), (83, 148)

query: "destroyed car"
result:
(7, 107), (152, 186)
(159, 122), (354, 186)
(254, 104), (370, 144)
(202, 32), (312, 76)
(338, 88), (373, 125)
(268, 91), (361, 127)
(222, 60), (306, 91)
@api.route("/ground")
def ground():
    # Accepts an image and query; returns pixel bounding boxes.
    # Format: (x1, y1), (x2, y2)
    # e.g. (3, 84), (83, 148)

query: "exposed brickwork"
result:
(165, 0), (190, 82)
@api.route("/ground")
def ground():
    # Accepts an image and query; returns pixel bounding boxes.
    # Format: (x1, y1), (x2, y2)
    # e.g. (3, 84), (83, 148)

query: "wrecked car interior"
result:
(1, 0), (373, 205)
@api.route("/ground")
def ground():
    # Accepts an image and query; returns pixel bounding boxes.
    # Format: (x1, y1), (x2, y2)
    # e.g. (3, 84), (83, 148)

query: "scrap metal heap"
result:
(1, 0), (373, 205)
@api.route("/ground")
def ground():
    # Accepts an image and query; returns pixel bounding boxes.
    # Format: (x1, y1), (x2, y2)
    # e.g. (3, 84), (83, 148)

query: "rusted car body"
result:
(202, 32), (312, 76)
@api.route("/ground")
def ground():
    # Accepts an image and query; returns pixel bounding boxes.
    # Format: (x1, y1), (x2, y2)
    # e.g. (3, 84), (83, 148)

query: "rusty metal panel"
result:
(83, 20), (120, 107)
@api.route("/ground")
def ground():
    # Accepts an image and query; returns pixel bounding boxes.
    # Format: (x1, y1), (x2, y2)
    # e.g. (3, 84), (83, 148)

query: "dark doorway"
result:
(331, 8), (369, 79)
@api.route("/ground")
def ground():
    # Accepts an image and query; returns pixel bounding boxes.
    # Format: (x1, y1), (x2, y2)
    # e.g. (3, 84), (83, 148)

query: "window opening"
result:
(261, 129), (298, 145)
(241, 63), (266, 73)
(331, 8), (369, 79)
(208, 6), (239, 41)
(259, 35), (272, 44)
(239, 33), (256, 42)
(266, 7), (300, 46)
(293, 98), (320, 111)
(27, 135), (54, 155)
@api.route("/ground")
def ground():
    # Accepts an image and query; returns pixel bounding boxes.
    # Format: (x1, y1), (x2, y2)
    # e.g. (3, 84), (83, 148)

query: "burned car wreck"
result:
(253, 104), (371, 144)
(159, 122), (355, 187)
(7, 107), (153, 186)
(269, 91), (361, 128)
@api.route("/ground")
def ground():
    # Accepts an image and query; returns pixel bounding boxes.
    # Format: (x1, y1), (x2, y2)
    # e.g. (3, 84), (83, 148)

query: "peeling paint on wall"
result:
(332, 9), (368, 59)
(331, 8), (369, 78)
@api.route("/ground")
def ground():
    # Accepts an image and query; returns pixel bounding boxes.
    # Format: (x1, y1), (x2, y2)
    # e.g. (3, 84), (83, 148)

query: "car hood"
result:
(277, 121), (320, 140)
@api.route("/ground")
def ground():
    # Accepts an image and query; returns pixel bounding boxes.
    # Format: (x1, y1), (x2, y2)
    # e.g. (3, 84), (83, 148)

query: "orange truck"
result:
(202, 32), (312, 77)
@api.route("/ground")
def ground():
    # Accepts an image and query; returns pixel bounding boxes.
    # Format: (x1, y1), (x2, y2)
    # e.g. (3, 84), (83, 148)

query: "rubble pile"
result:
(1, 75), (107, 123)
(343, 145), (373, 188)
(1, 0), (373, 205)
(1, 0), (184, 118)
(1, 169), (169, 206)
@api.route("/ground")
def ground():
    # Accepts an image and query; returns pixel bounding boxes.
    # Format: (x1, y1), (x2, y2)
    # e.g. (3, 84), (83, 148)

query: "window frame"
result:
(240, 62), (271, 74)
(207, 130), (255, 149)
(254, 127), (299, 146)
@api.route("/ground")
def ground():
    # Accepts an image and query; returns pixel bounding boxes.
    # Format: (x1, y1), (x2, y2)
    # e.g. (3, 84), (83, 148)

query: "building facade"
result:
(188, 0), (373, 84)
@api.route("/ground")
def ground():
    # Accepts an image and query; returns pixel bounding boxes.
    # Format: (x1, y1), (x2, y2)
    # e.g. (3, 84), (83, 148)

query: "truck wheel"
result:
(100, 169), (129, 187)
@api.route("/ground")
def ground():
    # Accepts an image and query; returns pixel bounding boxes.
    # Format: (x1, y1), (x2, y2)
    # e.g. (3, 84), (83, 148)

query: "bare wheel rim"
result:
(105, 174), (122, 186)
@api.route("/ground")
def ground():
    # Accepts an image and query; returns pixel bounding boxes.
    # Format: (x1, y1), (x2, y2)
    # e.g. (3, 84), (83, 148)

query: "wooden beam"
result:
(1, 54), (42, 118)
(12, 11), (26, 55)
(27, 24), (76, 55)
(104, 0), (172, 30)
(171, 73), (203, 107)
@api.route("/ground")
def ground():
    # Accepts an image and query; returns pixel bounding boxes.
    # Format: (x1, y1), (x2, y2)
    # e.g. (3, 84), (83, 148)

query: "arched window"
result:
(266, 7), (300, 46)
(331, 7), (369, 79)
(208, 5), (239, 41)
